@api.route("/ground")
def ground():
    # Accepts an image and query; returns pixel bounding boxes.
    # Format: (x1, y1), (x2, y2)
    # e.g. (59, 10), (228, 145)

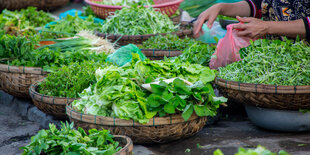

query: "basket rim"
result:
(215, 77), (310, 94)
(0, 63), (49, 75)
(66, 103), (203, 127)
(114, 135), (133, 154)
(29, 80), (78, 105)
(85, 0), (184, 8)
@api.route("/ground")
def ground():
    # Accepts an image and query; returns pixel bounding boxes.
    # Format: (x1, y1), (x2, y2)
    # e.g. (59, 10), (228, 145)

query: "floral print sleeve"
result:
(245, 0), (263, 18)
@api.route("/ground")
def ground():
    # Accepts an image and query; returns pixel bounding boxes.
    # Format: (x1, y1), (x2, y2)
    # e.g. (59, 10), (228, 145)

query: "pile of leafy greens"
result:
(94, 0), (154, 6)
(38, 61), (106, 98)
(218, 39), (310, 86)
(102, 6), (178, 35)
(21, 122), (121, 155)
(0, 7), (54, 35)
(0, 34), (107, 71)
(214, 145), (290, 155)
(141, 34), (216, 66)
(72, 54), (226, 124)
(42, 15), (103, 38)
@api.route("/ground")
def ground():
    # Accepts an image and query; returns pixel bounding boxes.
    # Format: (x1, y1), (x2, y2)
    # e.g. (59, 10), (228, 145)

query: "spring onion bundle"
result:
(102, 6), (178, 35)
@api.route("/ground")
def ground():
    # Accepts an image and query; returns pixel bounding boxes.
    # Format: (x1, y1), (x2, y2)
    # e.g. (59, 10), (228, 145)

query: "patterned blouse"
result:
(245, 0), (310, 40)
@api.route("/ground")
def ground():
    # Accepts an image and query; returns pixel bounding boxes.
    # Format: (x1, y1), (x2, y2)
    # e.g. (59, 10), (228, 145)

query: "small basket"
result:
(0, 64), (48, 98)
(215, 78), (310, 110)
(96, 23), (192, 46)
(0, 0), (69, 11)
(114, 135), (133, 155)
(85, 0), (184, 19)
(141, 49), (182, 60)
(66, 104), (207, 144)
(29, 81), (76, 119)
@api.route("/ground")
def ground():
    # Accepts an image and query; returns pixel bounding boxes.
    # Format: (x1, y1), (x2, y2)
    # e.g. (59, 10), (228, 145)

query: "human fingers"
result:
(236, 16), (253, 23)
(193, 14), (209, 38)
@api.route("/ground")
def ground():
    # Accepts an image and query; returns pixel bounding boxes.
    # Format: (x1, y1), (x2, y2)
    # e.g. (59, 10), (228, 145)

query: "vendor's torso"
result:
(261, 0), (310, 21)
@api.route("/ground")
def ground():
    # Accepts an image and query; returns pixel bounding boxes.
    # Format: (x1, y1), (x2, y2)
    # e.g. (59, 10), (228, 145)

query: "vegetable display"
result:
(94, 0), (154, 6)
(218, 39), (310, 86)
(102, 6), (178, 35)
(21, 122), (121, 155)
(38, 61), (106, 98)
(214, 145), (290, 155)
(0, 34), (108, 71)
(72, 54), (225, 124)
(0, 7), (54, 34)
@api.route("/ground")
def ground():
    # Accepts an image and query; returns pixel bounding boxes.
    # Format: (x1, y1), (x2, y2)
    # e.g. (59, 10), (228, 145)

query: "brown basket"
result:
(29, 81), (76, 119)
(215, 78), (310, 110)
(66, 104), (207, 144)
(141, 49), (182, 60)
(0, 64), (48, 98)
(96, 23), (193, 46)
(114, 135), (133, 155)
(0, 0), (69, 11)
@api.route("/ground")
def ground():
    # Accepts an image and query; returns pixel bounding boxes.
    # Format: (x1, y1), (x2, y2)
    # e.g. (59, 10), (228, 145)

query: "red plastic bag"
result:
(209, 23), (252, 69)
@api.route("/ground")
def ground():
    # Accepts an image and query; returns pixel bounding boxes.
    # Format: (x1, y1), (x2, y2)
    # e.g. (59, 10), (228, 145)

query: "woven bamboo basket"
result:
(0, 64), (48, 98)
(0, 0), (69, 11)
(113, 135), (134, 155)
(141, 49), (182, 60)
(29, 81), (76, 119)
(96, 23), (193, 46)
(66, 104), (207, 144)
(215, 78), (310, 110)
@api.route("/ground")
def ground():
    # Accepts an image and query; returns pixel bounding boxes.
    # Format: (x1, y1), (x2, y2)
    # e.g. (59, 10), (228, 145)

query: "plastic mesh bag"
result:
(209, 23), (251, 69)
(106, 44), (146, 66)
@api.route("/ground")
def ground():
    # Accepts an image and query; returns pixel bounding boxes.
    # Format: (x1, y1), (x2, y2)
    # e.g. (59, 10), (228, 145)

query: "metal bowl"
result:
(245, 104), (310, 132)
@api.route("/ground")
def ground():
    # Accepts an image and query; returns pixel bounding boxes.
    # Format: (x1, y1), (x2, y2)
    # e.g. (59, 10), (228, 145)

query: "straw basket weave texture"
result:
(113, 135), (133, 155)
(96, 23), (193, 46)
(141, 49), (182, 60)
(0, 0), (69, 11)
(0, 64), (48, 98)
(29, 82), (76, 119)
(66, 104), (207, 144)
(215, 78), (310, 110)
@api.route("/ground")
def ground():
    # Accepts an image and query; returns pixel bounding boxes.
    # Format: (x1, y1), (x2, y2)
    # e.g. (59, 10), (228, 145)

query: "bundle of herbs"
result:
(94, 0), (154, 6)
(101, 5), (178, 35)
(0, 7), (54, 35)
(72, 54), (226, 123)
(218, 39), (310, 86)
(21, 122), (122, 155)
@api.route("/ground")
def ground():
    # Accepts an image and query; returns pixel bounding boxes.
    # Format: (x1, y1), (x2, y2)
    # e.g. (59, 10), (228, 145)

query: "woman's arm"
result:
(233, 16), (308, 39)
(193, 1), (252, 38)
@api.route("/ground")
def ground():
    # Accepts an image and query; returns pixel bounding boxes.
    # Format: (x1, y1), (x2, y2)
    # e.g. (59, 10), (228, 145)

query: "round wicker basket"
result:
(95, 23), (193, 46)
(66, 104), (207, 144)
(141, 49), (182, 60)
(29, 81), (76, 119)
(0, 64), (48, 98)
(215, 78), (310, 110)
(0, 0), (69, 11)
(114, 135), (133, 155)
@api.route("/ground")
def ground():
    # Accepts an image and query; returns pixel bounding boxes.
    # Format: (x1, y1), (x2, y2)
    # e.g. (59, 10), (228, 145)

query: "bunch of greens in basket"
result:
(218, 39), (310, 86)
(101, 5), (178, 35)
(72, 54), (225, 124)
(146, 78), (227, 121)
(0, 7), (54, 35)
(38, 61), (107, 98)
(21, 122), (121, 155)
(94, 0), (154, 6)
(41, 15), (103, 39)
(0, 34), (108, 71)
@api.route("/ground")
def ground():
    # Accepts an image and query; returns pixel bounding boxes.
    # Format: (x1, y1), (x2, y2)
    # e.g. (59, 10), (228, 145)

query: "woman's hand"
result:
(193, 4), (222, 38)
(233, 16), (269, 39)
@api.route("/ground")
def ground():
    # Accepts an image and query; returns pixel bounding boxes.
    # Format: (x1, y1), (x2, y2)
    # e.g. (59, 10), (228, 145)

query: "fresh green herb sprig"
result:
(214, 145), (290, 155)
(218, 39), (310, 86)
(94, 0), (154, 6)
(141, 34), (196, 50)
(38, 61), (106, 98)
(21, 122), (121, 155)
(102, 6), (178, 35)
(147, 78), (227, 121)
